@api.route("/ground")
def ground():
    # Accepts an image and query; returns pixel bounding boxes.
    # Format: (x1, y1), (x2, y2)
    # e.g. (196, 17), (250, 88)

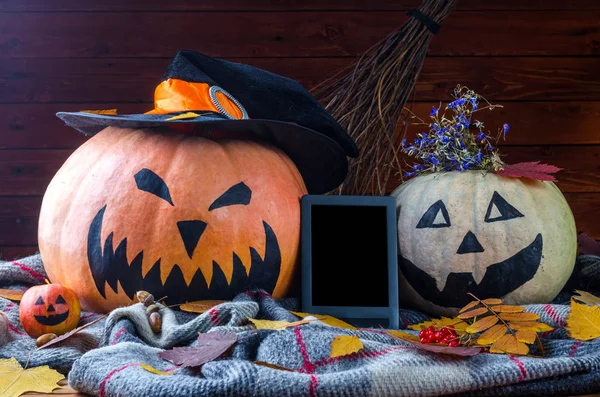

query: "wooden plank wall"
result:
(0, 0), (599, 259)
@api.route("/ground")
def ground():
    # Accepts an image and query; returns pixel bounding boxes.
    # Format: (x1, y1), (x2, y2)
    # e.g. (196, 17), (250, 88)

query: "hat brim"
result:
(56, 111), (348, 194)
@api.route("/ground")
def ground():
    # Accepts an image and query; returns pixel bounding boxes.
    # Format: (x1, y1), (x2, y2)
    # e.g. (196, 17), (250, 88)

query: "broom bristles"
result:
(312, 0), (458, 196)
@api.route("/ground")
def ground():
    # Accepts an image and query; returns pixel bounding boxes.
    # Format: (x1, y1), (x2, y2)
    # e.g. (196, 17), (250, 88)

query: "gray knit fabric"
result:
(1, 254), (600, 397)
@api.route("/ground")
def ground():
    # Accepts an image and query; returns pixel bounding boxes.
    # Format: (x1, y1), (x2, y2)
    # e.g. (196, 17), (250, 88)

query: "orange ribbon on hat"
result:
(145, 78), (248, 120)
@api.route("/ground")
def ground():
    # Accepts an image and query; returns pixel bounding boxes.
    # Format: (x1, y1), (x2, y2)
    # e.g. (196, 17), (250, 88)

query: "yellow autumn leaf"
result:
(459, 301), (480, 313)
(0, 288), (23, 301)
(180, 300), (229, 314)
(139, 363), (172, 376)
(573, 290), (600, 306)
(489, 334), (529, 355)
(476, 324), (507, 345)
(481, 298), (503, 305)
(249, 318), (313, 330)
(566, 300), (600, 341)
(490, 305), (526, 313)
(499, 312), (541, 322)
(466, 316), (499, 333)
(516, 330), (537, 344)
(407, 317), (467, 334)
(387, 329), (420, 342)
(458, 307), (488, 319)
(509, 321), (553, 332)
(79, 109), (118, 115)
(165, 112), (201, 121)
(330, 335), (364, 358)
(290, 311), (357, 330)
(0, 357), (64, 397)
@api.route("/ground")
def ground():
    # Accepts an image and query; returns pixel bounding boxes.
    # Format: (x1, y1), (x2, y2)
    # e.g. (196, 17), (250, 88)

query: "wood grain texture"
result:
(0, 189), (597, 249)
(0, 145), (597, 197)
(3, 101), (600, 149)
(3, 0), (600, 12)
(1, 11), (599, 58)
(0, 245), (38, 260)
(3, 57), (600, 103)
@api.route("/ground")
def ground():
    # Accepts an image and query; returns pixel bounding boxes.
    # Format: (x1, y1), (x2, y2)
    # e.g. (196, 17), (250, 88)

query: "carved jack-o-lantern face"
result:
(39, 127), (307, 313)
(393, 171), (577, 316)
(19, 284), (81, 337)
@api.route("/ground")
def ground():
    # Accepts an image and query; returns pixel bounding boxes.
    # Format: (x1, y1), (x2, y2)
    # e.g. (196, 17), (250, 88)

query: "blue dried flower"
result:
(430, 107), (438, 117)
(477, 131), (487, 141)
(503, 123), (510, 137)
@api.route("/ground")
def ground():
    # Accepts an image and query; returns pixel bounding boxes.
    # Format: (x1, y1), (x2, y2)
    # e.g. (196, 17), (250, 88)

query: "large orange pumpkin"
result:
(39, 127), (307, 313)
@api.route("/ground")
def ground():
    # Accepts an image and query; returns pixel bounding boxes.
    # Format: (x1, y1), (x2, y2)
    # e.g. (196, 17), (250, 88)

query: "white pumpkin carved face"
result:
(392, 171), (577, 316)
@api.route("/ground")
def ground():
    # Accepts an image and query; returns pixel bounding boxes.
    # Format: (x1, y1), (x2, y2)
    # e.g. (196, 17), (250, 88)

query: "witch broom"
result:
(312, 0), (458, 196)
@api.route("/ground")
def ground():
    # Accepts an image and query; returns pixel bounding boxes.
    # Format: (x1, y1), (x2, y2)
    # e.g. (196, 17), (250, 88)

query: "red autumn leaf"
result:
(158, 330), (237, 367)
(578, 233), (600, 256)
(401, 339), (482, 357)
(495, 162), (562, 182)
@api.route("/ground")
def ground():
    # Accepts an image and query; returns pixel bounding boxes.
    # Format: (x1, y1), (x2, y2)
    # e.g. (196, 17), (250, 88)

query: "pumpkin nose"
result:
(177, 220), (207, 259)
(457, 231), (485, 254)
(47, 304), (55, 312)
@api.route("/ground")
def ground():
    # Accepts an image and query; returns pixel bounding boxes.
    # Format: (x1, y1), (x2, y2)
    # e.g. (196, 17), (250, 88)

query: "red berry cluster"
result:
(419, 325), (460, 347)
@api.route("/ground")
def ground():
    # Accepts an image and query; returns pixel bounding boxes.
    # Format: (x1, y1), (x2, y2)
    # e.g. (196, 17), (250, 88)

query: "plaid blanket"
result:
(1, 254), (600, 397)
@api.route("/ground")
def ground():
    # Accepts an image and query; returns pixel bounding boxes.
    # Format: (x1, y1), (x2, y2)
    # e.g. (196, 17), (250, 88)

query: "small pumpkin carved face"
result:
(393, 171), (577, 316)
(39, 127), (307, 313)
(20, 284), (81, 337)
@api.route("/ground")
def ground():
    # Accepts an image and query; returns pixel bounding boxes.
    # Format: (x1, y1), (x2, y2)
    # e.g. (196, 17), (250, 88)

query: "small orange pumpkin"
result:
(39, 127), (307, 313)
(19, 284), (81, 337)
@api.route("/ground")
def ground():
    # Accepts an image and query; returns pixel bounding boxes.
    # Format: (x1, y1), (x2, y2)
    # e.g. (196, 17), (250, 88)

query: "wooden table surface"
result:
(20, 380), (600, 397)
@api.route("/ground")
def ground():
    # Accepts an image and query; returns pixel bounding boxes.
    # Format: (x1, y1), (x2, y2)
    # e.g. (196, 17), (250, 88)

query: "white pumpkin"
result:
(392, 170), (577, 316)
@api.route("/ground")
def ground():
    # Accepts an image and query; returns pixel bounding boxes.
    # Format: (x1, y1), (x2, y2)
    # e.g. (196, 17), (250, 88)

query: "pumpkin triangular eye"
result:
(35, 296), (44, 305)
(209, 182), (252, 211)
(416, 200), (451, 229)
(485, 191), (524, 223)
(56, 295), (66, 304)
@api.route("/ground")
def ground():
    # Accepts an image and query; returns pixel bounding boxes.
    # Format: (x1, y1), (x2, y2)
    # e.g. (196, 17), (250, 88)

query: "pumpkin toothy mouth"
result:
(400, 233), (543, 308)
(86, 206), (281, 305)
(34, 311), (70, 326)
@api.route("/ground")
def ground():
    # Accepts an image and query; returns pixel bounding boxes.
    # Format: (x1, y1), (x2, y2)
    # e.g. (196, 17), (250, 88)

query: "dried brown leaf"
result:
(489, 334), (529, 355)
(254, 361), (294, 371)
(80, 109), (118, 115)
(179, 300), (229, 314)
(499, 312), (540, 322)
(466, 316), (499, 333)
(490, 305), (526, 313)
(476, 324), (507, 345)
(400, 339), (482, 356)
(573, 290), (600, 306)
(158, 331), (237, 367)
(577, 233), (600, 256)
(516, 330), (537, 344)
(0, 288), (23, 301)
(458, 307), (488, 319)
(37, 314), (106, 350)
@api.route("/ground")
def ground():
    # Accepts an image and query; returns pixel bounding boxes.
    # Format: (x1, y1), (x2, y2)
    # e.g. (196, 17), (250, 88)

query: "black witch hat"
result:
(57, 50), (358, 194)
